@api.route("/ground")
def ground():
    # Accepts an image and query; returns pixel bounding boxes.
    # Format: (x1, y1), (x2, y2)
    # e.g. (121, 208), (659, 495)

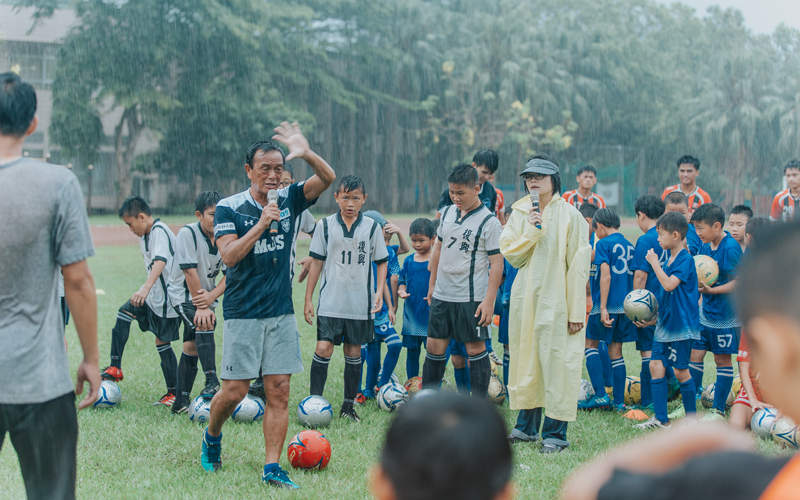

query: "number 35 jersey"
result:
(309, 212), (389, 320)
(589, 232), (634, 315)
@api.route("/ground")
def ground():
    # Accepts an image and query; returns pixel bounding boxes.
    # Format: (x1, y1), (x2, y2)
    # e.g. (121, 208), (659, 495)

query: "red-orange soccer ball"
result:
(287, 430), (331, 470)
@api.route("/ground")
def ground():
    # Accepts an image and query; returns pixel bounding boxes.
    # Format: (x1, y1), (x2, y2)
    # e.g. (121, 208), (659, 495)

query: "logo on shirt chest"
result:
(280, 208), (291, 233)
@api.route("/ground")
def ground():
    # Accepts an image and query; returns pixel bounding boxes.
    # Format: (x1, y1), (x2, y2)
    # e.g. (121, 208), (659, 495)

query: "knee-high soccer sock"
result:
(689, 362), (704, 395)
(714, 366), (734, 413)
(156, 343), (178, 394)
(422, 352), (447, 389)
(503, 346), (510, 385)
(485, 339), (493, 353)
(599, 341), (613, 388)
(652, 377), (669, 423)
(454, 366), (470, 394)
(310, 354), (330, 396)
(110, 311), (133, 368)
(406, 345), (421, 379)
(358, 344), (367, 393)
(176, 351), (198, 403)
(640, 358), (652, 407)
(365, 342), (381, 393)
(342, 355), (361, 411)
(611, 357), (626, 406)
(378, 336), (402, 387)
(680, 379), (697, 414)
(468, 351), (491, 398)
(584, 348), (605, 395)
(665, 365), (677, 382)
(195, 331), (218, 386)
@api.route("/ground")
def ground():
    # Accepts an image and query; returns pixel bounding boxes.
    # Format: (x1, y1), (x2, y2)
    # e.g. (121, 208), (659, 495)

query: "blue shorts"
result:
(636, 326), (655, 352)
(652, 339), (693, 370)
(586, 313), (637, 344)
(693, 326), (740, 355)
(498, 306), (509, 345)
(449, 339), (467, 357)
(402, 335), (426, 349)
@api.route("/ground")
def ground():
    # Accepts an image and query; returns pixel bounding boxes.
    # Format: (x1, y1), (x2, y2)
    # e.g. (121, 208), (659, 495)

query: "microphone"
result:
(267, 189), (279, 235)
(530, 190), (541, 229)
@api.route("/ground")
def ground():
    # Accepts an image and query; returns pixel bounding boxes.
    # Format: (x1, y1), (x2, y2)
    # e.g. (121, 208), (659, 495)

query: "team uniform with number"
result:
(309, 212), (389, 345)
(587, 232), (636, 343)
(167, 222), (224, 340)
(732, 333), (768, 408)
(661, 185), (712, 214)
(562, 190), (607, 209)
(694, 233), (743, 355)
(629, 226), (668, 351)
(652, 249), (700, 369)
(769, 189), (800, 222)
(428, 204), (502, 344)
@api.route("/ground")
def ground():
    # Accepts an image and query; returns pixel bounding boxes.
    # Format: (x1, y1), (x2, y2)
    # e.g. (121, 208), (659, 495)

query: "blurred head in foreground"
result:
(372, 392), (513, 500)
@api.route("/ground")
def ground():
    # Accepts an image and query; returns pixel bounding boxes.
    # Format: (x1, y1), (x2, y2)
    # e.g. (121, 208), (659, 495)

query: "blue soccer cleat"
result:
(263, 466), (300, 489)
(578, 394), (612, 411)
(201, 429), (222, 472)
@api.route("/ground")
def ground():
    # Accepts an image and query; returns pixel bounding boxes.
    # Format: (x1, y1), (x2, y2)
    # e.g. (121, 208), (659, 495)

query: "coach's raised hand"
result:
(273, 121), (336, 202)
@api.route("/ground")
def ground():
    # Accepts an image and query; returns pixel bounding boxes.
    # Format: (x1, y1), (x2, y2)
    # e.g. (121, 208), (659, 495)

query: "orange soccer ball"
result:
(287, 430), (332, 470)
(404, 376), (423, 395)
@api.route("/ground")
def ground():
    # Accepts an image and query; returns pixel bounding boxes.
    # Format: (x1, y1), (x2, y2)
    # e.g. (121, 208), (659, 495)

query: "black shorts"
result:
(317, 316), (374, 346)
(175, 302), (198, 343)
(428, 298), (490, 344)
(120, 301), (181, 343)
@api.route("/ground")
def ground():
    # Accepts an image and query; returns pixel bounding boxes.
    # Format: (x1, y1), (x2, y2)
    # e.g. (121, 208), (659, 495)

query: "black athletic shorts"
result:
(317, 316), (374, 346)
(175, 302), (198, 343)
(119, 300), (181, 343)
(428, 298), (490, 344)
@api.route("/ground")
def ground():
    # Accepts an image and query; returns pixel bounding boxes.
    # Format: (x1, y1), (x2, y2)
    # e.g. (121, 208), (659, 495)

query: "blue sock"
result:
(652, 377), (669, 423)
(485, 339), (493, 353)
(406, 347), (421, 379)
(680, 379), (697, 414)
(503, 347), (510, 385)
(454, 367), (470, 394)
(689, 362), (704, 395)
(204, 428), (221, 443)
(611, 357), (626, 406)
(264, 462), (279, 474)
(585, 348), (605, 394)
(365, 342), (381, 393)
(379, 341), (401, 387)
(714, 366), (734, 413)
(599, 341), (613, 387)
(640, 358), (652, 407)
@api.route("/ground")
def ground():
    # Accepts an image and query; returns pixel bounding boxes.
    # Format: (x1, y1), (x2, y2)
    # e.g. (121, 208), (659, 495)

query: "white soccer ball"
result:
(378, 382), (409, 412)
(487, 375), (507, 405)
(232, 395), (265, 423)
(701, 383), (735, 411)
(296, 395), (333, 428)
(93, 380), (121, 409)
(751, 408), (778, 440)
(188, 396), (211, 423)
(623, 289), (658, 323)
(772, 417), (799, 449)
(377, 368), (400, 386)
(579, 379), (595, 403)
(413, 389), (438, 401)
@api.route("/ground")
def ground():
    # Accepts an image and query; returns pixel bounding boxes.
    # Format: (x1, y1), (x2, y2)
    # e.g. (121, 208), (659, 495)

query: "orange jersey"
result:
(759, 455), (800, 500)
(736, 333), (763, 402)
(495, 188), (505, 217)
(661, 185), (711, 213)
(563, 190), (606, 209)
(769, 189), (800, 222)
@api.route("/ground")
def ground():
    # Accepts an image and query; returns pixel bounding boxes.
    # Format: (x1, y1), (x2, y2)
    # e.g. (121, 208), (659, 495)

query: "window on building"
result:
(7, 42), (58, 90)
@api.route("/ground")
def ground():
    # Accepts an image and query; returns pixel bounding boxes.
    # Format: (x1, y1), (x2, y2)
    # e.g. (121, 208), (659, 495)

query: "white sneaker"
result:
(634, 416), (670, 430)
(489, 351), (502, 365)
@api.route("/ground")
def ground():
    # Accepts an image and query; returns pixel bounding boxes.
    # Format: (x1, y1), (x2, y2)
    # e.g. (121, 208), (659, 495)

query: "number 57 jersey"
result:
(589, 232), (634, 315)
(309, 212), (389, 320)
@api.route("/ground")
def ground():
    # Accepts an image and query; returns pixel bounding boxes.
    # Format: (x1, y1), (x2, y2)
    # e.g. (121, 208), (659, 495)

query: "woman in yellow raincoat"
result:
(499, 154), (591, 453)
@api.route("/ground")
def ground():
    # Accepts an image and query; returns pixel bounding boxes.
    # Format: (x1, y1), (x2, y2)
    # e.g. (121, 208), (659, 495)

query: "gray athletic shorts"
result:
(220, 315), (304, 380)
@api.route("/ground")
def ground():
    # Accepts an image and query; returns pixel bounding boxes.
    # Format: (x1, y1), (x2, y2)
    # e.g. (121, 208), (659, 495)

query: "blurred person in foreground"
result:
(371, 392), (513, 500)
(562, 221), (800, 500)
(0, 72), (99, 499)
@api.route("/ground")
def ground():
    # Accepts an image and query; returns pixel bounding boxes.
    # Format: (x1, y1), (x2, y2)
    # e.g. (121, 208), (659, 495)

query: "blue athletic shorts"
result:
(374, 322), (398, 341)
(449, 338), (467, 357)
(498, 306), (509, 345)
(693, 326), (740, 355)
(402, 335), (426, 349)
(652, 339), (693, 370)
(636, 325), (655, 352)
(586, 313), (637, 344)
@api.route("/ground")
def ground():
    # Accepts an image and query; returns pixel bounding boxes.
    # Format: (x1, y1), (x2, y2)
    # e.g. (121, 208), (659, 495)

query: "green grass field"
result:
(0, 233), (787, 500)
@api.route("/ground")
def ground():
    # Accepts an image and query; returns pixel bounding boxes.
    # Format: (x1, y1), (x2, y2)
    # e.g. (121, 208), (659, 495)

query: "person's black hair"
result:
(745, 217), (770, 239)
(677, 155), (700, 170)
(118, 195), (152, 218)
(579, 202), (600, 220)
(737, 221), (800, 324)
(664, 191), (689, 207)
(447, 163), (479, 188)
(409, 218), (436, 239)
(380, 392), (512, 500)
(283, 162), (294, 179)
(635, 194), (666, 220)
(690, 203), (725, 228)
(245, 140), (285, 168)
(472, 149), (499, 174)
(431, 218), (440, 232)
(730, 204), (753, 219)
(195, 191), (222, 214)
(335, 174), (366, 195)
(0, 72), (37, 137)
(656, 211), (688, 239)
(576, 165), (597, 177)
(783, 160), (800, 173)
(592, 207), (621, 230)
(523, 153), (562, 195)
(504, 205), (514, 219)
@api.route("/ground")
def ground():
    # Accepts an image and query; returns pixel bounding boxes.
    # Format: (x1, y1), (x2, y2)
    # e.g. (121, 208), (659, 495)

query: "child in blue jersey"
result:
(635, 212), (700, 429)
(664, 191), (701, 255)
(398, 218), (436, 379)
(580, 208), (636, 411)
(689, 203), (743, 420)
(497, 207), (518, 387)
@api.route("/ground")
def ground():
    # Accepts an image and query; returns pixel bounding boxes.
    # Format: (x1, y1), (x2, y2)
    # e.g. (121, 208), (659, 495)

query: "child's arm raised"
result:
(385, 222), (410, 255)
(600, 263), (614, 328)
(646, 249), (681, 292)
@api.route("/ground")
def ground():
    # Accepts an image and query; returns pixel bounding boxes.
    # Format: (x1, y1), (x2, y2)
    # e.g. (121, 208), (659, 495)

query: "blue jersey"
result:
(398, 253), (431, 336)
(214, 183), (315, 319)
(699, 232), (743, 329)
(501, 260), (518, 307)
(373, 246), (399, 325)
(655, 249), (700, 342)
(589, 232), (634, 315)
(630, 226), (669, 296)
(686, 223), (701, 256)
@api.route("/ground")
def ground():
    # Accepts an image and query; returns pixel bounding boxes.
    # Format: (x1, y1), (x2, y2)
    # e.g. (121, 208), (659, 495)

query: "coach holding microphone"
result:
(499, 153), (591, 454)
(200, 122), (335, 489)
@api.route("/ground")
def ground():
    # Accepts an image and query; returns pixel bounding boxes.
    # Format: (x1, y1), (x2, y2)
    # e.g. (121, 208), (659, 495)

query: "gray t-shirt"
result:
(139, 219), (178, 318)
(0, 158), (95, 404)
(167, 222), (223, 308)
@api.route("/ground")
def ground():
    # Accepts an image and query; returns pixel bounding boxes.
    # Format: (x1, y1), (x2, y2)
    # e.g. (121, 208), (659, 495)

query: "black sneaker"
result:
(340, 406), (361, 423)
(200, 380), (220, 399)
(248, 380), (266, 401)
(171, 396), (190, 414)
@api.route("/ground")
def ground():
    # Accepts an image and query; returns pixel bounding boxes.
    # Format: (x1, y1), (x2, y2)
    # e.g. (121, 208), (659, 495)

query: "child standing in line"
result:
(727, 204), (753, 252)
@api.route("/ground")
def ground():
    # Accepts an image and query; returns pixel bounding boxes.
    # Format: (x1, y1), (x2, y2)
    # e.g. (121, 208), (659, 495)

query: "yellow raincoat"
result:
(499, 194), (591, 422)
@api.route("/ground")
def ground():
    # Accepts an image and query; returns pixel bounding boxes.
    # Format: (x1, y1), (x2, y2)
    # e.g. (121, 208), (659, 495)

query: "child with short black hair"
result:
(664, 191), (701, 254)
(769, 160), (800, 222)
(728, 204), (753, 251)
(745, 216), (770, 248)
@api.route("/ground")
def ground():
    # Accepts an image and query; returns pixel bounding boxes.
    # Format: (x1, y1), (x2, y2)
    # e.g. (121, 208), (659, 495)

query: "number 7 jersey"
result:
(309, 212), (389, 320)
